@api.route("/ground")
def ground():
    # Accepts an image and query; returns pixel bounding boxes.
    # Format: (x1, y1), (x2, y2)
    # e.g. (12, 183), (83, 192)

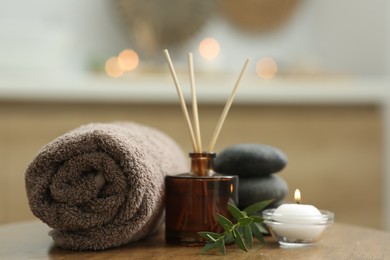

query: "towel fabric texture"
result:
(25, 122), (187, 250)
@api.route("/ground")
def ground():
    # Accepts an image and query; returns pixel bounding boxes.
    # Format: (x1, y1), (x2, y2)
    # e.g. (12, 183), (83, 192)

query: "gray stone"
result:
(215, 144), (287, 176)
(238, 175), (288, 210)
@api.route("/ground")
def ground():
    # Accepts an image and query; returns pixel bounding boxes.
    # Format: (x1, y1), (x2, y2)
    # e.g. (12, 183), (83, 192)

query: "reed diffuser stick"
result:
(163, 49), (198, 152)
(208, 58), (251, 152)
(188, 53), (202, 153)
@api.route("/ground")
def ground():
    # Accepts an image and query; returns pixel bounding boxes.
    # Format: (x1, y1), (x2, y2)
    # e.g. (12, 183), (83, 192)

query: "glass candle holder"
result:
(165, 152), (238, 245)
(263, 209), (334, 247)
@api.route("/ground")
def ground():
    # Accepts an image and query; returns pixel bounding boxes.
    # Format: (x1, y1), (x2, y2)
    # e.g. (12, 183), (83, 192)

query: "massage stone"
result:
(215, 143), (289, 210)
(237, 175), (288, 209)
(214, 143), (287, 177)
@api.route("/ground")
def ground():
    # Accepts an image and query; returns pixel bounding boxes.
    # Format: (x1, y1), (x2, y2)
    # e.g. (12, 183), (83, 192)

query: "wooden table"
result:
(1, 221), (390, 259)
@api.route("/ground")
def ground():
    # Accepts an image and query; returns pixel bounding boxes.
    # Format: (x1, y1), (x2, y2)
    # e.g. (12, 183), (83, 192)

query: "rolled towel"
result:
(25, 122), (187, 250)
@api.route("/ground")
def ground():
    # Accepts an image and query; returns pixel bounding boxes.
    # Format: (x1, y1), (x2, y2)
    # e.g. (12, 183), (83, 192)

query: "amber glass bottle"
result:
(165, 152), (238, 245)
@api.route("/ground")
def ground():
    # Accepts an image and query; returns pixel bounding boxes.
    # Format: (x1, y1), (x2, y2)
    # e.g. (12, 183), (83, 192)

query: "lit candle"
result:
(265, 189), (330, 245)
(273, 189), (323, 224)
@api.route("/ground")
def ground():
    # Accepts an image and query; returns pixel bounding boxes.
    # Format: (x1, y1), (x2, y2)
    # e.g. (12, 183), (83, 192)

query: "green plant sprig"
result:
(198, 199), (273, 255)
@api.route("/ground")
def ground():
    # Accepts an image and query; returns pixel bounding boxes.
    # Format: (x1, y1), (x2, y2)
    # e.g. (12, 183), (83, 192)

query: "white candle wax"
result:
(273, 204), (323, 224)
(271, 203), (326, 242)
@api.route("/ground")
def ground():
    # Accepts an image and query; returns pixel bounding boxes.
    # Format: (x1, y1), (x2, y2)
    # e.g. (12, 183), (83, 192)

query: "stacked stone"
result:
(214, 144), (288, 210)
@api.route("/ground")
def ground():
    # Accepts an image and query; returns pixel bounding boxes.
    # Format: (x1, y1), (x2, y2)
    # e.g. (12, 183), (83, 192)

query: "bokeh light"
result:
(256, 57), (278, 79)
(118, 49), (139, 71)
(199, 37), (220, 60)
(105, 57), (124, 78)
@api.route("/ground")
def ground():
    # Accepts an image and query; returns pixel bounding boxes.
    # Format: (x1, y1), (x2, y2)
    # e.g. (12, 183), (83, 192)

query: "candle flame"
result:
(294, 189), (301, 204)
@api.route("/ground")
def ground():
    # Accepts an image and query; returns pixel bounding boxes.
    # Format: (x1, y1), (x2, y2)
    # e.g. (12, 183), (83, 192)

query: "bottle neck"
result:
(189, 152), (216, 177)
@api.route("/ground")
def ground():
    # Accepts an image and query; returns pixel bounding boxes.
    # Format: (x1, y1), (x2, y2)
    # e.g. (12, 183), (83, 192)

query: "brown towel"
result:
(25, 122), (187, 250)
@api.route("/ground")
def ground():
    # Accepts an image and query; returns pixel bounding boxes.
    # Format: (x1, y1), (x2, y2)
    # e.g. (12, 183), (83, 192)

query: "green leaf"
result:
(227, 203), (245, 220)
(217, 213), (233, 231)
(198, 231), (221, 241)
(216, 238), (226, 255)
(200, 242), (220, 254)
(258, 223), (269, 234)
(251, 221), (269, 234)
(238, 217), (253, 226)
(251, 222), (265, 243)
(250, 215), (264, 223)
(243, 199), (273, 215)
(233, 229), (248, 252)
(198, 199), (273, 255)
(243, 225), (253, 248)
(224, 232), (234, 244)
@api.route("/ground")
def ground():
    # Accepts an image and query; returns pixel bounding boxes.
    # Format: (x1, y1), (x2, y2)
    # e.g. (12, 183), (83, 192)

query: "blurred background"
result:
(1, 0), (389, 231)
(0, 0), (388, 76)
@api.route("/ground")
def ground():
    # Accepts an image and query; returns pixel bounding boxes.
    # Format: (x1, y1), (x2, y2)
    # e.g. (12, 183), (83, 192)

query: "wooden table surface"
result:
(1, 221), (390, 259)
